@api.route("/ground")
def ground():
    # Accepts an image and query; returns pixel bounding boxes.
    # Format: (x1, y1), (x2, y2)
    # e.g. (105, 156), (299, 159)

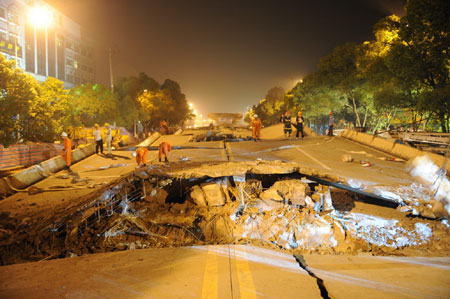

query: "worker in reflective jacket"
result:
(251, 114), (262, 141)
(134, 147), (149, 167)
(61, 132), (72, 167)
(158, 142), (171, 162)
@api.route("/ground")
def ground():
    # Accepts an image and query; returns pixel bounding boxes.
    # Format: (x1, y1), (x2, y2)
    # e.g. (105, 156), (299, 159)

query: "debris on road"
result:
(341, 155), (354, 162)
(1, 161), (448, 265)
(360, 160), (372, 167)
(409, 155), (450, 218)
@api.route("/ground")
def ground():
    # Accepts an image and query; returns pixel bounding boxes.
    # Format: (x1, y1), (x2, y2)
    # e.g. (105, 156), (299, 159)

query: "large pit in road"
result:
(0, 161), (449, 265)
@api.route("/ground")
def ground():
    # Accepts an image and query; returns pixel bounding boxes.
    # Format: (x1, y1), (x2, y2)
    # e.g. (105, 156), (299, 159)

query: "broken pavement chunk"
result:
(272, 179), (308, 206)
(190, 185), (207, 206)
(260, 188), (283, 202)
(202, 183), (226, 206)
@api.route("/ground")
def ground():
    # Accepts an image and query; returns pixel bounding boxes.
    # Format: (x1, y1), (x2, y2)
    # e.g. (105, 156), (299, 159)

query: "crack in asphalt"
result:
(294, 254), (331, 299)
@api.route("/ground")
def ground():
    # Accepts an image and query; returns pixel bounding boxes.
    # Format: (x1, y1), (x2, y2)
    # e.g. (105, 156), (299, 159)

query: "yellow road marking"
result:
(235, 246), (257, 299)
(201, 246), (218, 299)
(295, 146), (331, 170)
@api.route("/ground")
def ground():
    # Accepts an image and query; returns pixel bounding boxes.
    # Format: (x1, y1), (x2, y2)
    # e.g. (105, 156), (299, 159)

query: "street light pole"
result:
(109, 47), (114, 93)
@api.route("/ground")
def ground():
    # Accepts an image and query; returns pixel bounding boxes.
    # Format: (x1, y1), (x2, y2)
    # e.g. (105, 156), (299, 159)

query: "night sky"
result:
(46, 0), (405, 116)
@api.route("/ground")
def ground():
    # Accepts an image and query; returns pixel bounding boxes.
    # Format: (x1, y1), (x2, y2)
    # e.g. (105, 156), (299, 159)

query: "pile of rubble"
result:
(63, 175), (440, 256)
(0, 162), (447, 265)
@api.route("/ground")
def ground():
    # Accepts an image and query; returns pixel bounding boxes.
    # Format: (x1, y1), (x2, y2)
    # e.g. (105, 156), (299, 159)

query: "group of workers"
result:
(252, 110), (335, 140)
(60, 120), (172, 169)
(279, 111), (305, 139)
(251, 110), (306, 140)
(134, 142), (171, 167)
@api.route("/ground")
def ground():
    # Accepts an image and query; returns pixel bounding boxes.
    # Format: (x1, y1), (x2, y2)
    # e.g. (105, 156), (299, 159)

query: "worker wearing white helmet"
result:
(61, 132), (71, 167)
(251, 114), (262, 141)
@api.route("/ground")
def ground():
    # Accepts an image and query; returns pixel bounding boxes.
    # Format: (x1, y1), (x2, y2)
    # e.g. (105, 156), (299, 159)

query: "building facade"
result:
(0, 0), (95, 88)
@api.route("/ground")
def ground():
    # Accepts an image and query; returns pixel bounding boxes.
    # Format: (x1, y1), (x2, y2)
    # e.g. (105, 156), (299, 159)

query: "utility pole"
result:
(108, 47), (114, 93)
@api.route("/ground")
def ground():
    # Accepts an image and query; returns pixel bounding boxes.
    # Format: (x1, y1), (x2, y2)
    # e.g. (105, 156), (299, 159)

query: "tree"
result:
(137, 79), (191, 129)
(313, 43), (377, 128)
(365, 1), (450, 132)
(292, 74), (347, 133)
(247, 87), (292, 126)
(114, 72), (160, 129)
(0, 54), (38, 147)
(23, 77), (70, 142)
(392, 0), (450, 131)
(68, 83), (118, 127)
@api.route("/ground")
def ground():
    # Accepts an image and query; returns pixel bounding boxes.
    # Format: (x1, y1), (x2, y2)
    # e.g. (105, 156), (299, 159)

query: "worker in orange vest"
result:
(160, 120), (169, 135)
(158, 142), (171, 162)
(251, 114), (262, 141)
(61, 132), (72, 167)
(134, 147), (149, 167)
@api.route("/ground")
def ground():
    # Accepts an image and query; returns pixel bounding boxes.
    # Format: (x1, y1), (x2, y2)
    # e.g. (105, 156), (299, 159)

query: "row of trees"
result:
(0, 55), (192, 147)
(248, 0), (449, 133)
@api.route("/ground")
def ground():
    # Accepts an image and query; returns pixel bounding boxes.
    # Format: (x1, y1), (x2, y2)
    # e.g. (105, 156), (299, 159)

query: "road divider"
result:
(340, 129), (449, 174)
(0, 143), (95, 198)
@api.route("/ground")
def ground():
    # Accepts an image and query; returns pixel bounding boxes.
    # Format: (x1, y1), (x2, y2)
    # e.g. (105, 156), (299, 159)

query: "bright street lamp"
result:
(28, 5), (53, 28)
(27, 4), (53, 77)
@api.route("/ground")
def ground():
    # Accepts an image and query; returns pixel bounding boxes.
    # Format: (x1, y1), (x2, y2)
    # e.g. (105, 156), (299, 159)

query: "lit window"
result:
(74, 60), (78, 69)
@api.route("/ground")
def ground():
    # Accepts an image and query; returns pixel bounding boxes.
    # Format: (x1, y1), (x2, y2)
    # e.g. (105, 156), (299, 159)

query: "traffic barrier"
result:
(340, 129), (450, 174)
(0, 143), (95, 198)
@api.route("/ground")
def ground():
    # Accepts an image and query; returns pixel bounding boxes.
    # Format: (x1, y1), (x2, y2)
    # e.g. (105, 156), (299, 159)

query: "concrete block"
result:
(391, 143), (423, 160)
(260, 188), (283, 202)
(9, 165), (46, 189)
(190, 185), (207, 206)
(369, 137), (395, 153)
(1, 143), (95, 197)
(40, 156), (66, 174)
(138, 132), (161, 147)
(353, 132), (374, 145)
(201, 183), (225, 206)
(424, 153), (446, 171)
(340, 129), (352, 138)
(345, 130), (357, 140)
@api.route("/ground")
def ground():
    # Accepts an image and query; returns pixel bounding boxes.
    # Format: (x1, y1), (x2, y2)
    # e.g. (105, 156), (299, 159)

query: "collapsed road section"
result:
(1, 161), (449, 266)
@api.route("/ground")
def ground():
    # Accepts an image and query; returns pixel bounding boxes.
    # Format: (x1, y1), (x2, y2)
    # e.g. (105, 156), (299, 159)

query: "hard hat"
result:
(253, 114), (258, 118)
(329, 112), (333, 115)
(94, 123), (99, 127)
(61, 132), (68, 137)
(104, 123), (110, 127)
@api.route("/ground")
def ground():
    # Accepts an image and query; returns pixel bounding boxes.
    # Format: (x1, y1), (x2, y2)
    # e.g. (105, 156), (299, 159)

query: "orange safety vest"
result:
(63, 137), (72, 166)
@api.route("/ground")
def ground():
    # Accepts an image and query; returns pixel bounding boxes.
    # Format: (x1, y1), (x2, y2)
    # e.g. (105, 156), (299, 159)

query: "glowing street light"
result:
(27, 4), (53, 77)
(28, 5), (53, 28)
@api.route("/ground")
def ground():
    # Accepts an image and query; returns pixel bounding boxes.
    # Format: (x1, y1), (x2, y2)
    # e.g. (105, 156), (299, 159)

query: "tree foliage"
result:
(246, 87), (292, 126)
(68, 83), (118, 127)
(253, 0), (450, 133)
(137, 79), (191, 128)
